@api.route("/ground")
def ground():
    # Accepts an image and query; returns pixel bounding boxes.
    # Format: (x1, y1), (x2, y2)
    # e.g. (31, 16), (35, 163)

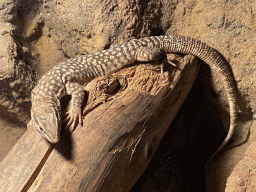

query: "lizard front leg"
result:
(63, 82), (86, 132)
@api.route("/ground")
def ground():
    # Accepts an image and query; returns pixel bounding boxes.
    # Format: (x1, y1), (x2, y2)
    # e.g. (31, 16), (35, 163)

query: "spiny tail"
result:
(148, 35), (238, 167)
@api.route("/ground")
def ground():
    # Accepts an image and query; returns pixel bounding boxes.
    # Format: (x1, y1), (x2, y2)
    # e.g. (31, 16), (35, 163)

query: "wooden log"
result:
(0, 54), (200, 192)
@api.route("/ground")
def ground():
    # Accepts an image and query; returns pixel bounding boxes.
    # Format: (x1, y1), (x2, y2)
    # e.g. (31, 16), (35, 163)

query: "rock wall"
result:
(0, 0), (255, 191)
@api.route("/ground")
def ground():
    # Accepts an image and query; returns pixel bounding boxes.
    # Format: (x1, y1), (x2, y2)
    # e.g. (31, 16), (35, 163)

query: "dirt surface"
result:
(225, 137), (256, 192)
(0, 0), (255, 191)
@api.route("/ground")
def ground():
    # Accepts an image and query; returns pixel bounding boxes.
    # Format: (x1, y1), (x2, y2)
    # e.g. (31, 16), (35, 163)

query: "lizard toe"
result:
(63, 107), (82, 132)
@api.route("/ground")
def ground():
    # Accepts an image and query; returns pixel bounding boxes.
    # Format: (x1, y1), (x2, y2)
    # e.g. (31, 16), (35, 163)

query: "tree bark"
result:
(0, 54), (200, 192)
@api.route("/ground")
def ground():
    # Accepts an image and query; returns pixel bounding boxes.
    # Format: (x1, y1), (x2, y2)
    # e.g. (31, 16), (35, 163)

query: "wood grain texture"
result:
(0, 54), (200, 192)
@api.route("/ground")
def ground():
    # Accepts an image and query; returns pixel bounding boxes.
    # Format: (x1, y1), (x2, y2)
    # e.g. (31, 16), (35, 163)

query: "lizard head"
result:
(31, 106), (62, 144)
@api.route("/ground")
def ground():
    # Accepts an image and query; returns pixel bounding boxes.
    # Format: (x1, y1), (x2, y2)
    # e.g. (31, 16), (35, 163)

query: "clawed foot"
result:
(167, 55), (182, 70)
(145, 63), (164, 73)
(145, 55), (166, 74)
(62, 107), (82, 132)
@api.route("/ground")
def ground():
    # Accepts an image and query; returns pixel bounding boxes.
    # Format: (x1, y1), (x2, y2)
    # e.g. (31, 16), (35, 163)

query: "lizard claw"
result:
(63, 107), (82, 132)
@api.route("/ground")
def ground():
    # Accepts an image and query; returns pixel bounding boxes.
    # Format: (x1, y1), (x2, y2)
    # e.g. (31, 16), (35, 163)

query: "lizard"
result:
(29, 35), (238, 166)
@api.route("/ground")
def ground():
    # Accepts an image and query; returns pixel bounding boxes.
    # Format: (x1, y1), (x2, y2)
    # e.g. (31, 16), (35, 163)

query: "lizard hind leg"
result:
(136, 46), (167, 74)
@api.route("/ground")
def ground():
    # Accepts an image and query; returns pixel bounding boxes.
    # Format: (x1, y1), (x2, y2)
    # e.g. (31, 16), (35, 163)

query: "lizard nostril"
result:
(39, 126), (44, 132)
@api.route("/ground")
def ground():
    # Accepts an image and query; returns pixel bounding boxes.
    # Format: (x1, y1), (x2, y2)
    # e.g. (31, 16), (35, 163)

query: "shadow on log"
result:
(0, 54), (200, 192)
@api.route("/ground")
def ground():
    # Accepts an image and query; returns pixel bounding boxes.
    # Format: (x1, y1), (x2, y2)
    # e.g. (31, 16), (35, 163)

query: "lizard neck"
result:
(31, 92), (61, 111)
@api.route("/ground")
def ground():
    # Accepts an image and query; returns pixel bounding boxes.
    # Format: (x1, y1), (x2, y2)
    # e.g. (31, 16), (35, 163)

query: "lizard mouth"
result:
(45, 135), (60, 144)
(49, 139), (59, 144)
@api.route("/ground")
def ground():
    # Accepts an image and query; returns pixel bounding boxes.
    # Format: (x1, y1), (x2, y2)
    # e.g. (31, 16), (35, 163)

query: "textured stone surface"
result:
(0, 0), (255, 191)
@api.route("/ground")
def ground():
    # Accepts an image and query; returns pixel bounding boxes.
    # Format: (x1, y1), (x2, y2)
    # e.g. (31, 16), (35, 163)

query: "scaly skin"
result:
(30, 36), (238, 167)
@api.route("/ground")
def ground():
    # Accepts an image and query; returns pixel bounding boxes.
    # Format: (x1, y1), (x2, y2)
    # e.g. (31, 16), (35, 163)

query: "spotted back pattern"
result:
(30, 35), (238, 166)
